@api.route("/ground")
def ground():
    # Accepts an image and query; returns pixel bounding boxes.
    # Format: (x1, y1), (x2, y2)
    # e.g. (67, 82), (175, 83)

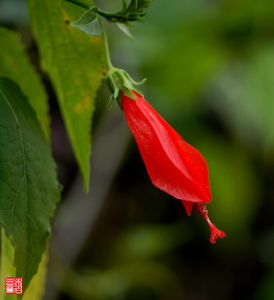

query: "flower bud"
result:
(121, 91), (226, 243)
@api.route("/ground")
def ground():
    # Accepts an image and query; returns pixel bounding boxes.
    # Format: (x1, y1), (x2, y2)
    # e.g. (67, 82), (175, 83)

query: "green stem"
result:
(64, 0), (90, 10)
(64, 0), (125, 22)
(63, 0), (141, 99)
(96, 9), (120, 20)
(100, 19), (114, 72)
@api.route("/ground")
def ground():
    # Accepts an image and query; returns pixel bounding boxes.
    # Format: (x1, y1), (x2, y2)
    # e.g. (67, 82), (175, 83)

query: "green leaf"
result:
(0, 27), (50, 139)
(23, 249), (49, 300)
(27, 0), (107, 191)
(0, 78), (60, 294)
(72, 9), (102, 36)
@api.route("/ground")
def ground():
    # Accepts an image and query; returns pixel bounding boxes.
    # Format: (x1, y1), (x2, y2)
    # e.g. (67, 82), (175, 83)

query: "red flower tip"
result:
(207, 221), (227, 244)
(194, 203), (226, 244)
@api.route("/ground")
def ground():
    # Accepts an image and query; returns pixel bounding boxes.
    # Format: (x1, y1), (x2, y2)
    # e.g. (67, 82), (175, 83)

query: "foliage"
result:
(72, 8), (102, 36)
(0, 78), (60, 294)
(0, 27), (49, 138)
(28, 0), (107, 191)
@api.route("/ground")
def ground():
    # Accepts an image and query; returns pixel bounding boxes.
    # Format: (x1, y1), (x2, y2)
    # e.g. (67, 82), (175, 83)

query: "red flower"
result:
(121, 91), (226, 244)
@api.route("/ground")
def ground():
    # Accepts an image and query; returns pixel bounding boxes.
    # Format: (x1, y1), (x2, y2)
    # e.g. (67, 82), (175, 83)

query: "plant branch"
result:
(64, 0), (152, 24)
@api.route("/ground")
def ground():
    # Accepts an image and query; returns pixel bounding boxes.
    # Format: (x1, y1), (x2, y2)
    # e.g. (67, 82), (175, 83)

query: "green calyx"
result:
(108, 68), (146, 102)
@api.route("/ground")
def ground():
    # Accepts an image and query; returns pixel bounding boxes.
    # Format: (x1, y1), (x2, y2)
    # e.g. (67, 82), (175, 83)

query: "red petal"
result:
(122, 92), (211, 204)
(182, 201), (193, 216)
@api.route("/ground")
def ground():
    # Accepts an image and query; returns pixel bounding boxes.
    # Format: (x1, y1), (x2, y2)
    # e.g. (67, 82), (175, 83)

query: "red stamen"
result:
(194, 203), (226, 244)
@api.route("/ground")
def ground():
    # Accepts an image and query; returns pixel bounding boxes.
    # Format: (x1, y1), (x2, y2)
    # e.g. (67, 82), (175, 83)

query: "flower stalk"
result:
(100, 19), (145, 101)
(64, 0), (145, 100)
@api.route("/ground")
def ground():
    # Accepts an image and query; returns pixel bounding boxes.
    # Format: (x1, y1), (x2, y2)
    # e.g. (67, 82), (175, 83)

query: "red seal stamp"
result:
(5, 277), (23, 294)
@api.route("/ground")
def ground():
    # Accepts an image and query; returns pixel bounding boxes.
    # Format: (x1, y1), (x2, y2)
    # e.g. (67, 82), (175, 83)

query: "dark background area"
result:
(1, 0), (274, 299)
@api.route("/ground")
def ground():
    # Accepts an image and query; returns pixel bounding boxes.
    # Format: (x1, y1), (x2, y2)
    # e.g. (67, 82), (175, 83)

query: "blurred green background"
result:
(1, 0), (274, 299)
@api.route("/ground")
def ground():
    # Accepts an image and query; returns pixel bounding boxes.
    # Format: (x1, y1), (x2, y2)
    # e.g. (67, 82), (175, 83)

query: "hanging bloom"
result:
(121, 91), (226, 244)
